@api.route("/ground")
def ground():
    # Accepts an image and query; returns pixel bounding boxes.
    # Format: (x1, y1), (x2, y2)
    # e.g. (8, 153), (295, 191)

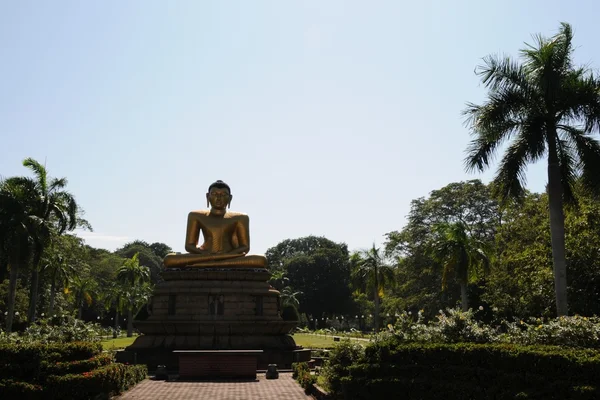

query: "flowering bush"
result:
(0, 315), (105, 344)
(499, 315), (600, 348)
(44, 363), (147, 400)
(435, 308), (496, 343)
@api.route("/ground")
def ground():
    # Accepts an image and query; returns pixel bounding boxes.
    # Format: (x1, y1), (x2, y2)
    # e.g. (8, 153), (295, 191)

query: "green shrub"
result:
(0, 379), (43, 400)
(42, 353), (114, 376)
(44, 363), (147, 400)
(292, 362), (316, 390)
(0, 342), (102, 382)
(292, 361), (309, 379)
(320, 340), (364, 395)
(324, 339), (600, 399)
(500, 315), (600, 348)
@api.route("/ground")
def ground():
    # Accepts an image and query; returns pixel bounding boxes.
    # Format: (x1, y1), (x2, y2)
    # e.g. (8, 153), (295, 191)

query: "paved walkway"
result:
(115, 373), (312, 400)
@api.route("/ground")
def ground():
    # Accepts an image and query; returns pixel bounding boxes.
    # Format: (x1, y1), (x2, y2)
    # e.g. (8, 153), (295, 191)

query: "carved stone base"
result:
(124, 267), (311, 372)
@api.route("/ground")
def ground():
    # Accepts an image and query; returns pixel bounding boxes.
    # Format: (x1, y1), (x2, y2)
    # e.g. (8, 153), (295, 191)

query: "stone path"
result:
(115, 373), (312, 400)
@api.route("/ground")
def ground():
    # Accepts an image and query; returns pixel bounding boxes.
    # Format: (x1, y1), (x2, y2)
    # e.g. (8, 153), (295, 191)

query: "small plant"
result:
(292, 362), (316, 390)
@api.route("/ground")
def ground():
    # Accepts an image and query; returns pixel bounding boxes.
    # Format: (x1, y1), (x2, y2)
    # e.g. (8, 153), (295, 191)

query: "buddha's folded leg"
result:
(189, 255), (267, 268)
(164, 253), (267, 268)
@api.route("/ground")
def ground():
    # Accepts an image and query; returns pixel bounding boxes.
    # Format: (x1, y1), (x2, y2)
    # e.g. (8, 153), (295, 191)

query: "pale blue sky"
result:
(1, 1), (599, 255)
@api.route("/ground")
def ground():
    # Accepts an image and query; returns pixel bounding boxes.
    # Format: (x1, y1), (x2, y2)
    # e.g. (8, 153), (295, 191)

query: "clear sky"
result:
(1, 1), (599, 255)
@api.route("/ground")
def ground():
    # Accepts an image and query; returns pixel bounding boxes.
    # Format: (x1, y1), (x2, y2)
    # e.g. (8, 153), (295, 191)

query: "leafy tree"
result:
(483, 192), (554, 317)
(383, 180), (499, 317)
(68, 275), (96, 319)
(149, 242), (172, 259)
(41, 234), (82, 316)
(3, 158), (89, 324)
(430, 222), (491, 311)
(100, 282), (128, 338)
(266, 236), (346, 272)
(485, 190), (600, 318)
(268, 236), (353, 325)
(116, 241), (163, 284)
(117, 253), (152, 337)
(350, 245), (395, 330)
(464, 22), (600, 316)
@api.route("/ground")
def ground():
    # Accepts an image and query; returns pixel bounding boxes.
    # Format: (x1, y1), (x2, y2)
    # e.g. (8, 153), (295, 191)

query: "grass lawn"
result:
(100, 332), (364, 351)
(293, 333), (339, 348)
(101, 336), (137, 350)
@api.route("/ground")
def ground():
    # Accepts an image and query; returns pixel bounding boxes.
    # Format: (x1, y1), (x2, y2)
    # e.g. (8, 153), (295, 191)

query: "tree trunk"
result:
(113, 310), (120, 338)
(0, 259), (7, 282)
(27, 265), (40, 324)
(460, 282), (469, 312)
(547, 144), (568, 316)
(78, 296), (83, 319)
(48, 275), (56, 317)
(127, 307), (133, 337)
(6, 262), (19, 333)
(373, 266), (380, 332)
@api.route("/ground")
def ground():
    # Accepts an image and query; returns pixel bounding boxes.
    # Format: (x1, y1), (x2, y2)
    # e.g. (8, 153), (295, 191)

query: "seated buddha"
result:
(163, 180), (267, 269)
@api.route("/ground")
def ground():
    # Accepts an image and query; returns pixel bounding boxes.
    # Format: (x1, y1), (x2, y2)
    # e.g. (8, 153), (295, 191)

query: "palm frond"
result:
(556, 138), (578, 205)
(493, 136), (531, 202)
(463, 87), (535, 172)
(22, 158), (48, 195)
(475, 54), (532, 93)
(562, 126), (600, 196)
(48, 177), (68, 192)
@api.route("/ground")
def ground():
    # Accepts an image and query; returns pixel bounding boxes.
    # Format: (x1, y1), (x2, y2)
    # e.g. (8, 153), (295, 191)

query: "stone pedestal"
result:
(120, 267), (311, 371)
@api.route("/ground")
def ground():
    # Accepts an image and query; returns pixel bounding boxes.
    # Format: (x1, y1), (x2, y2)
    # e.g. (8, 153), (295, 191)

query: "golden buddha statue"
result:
(163, 180), (267, 269)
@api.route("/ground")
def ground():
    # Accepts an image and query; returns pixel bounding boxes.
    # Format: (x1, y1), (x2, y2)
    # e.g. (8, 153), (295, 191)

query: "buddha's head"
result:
(206, 180), (232, 210)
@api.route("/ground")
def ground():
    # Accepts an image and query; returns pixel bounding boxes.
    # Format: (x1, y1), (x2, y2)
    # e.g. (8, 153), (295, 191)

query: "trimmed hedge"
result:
(324, 340), (600, 400)
(44, 363), (147, 400)
(42, 353), (114, 376)
(0, 363), (147, 400)
(0, 379), (43, 400)
(0, 341), (146, 399)
(0, 342), (102, 381)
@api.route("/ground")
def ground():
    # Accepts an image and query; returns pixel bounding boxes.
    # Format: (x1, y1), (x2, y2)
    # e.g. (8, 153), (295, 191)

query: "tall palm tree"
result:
(101, 283), (128, 338)
(430, 222), (490, 311)
(43, 253), (77, 317)
(117, 253), (151, 337)
(0, 177), (42, 332)
(350, 245), (394, 331)
(18, 158), (86, 323)
(69, 275), (97, 319)
(463, 23), (600, 316)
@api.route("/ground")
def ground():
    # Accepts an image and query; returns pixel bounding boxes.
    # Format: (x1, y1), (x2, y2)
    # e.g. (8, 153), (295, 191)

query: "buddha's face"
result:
(206, 187), (232, 210)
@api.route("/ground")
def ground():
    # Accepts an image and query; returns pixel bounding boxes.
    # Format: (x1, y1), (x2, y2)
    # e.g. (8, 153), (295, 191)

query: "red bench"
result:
(174, 350), (263, 379)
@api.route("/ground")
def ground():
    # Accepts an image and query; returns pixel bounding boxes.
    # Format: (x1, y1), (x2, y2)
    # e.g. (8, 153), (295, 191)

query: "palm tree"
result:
(101, 283), (128, 338)
(430, 222), (490, 311)
(350, 245), (394, 331)
(43, 253), (77, 317)
(69, 275), (97, 319)
(280, 286), (302, 308)
(17, 158), (88, 324)
(463, 23), (600, 316)
(269, 270), (289, 291)
(117, 253), (151, 337)
(0, 178), (37, 332)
